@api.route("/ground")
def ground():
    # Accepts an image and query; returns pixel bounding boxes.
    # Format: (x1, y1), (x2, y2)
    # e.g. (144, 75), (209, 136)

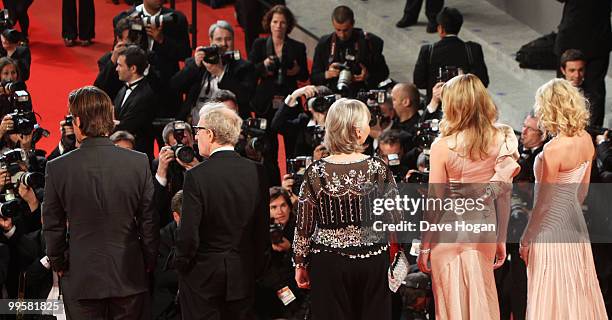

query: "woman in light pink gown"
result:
(417, 74), (520, 319)
(520, 79), (607, 319)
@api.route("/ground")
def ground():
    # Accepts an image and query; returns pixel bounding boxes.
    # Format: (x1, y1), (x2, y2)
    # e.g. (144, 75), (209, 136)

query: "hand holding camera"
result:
(287, 85), (318, 106)
(596, 130), (609, 145)
(429, 82), (444, 110)
(353, 63), (368, 82)
(157, 147), (175, 179)
(0, 115), (14, 137)
(194, 46), (207, 67)
(325, 62), (342, 79)
(0, 216), (12, 232)
(145, 23), (164, 44)
(111, 40), (128, 64)
(18, 179), (39, 212)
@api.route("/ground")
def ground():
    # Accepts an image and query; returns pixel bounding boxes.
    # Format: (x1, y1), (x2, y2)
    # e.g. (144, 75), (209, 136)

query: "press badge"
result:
(276, 286), (296, 306)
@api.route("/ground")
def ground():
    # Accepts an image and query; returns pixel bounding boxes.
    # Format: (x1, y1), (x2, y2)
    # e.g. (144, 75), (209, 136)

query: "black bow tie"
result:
(125, 79), (143, 91)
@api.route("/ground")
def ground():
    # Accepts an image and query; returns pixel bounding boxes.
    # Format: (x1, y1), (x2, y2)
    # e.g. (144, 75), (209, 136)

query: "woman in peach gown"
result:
(417, 74), (520, 319)
(519, 79), (607, 319)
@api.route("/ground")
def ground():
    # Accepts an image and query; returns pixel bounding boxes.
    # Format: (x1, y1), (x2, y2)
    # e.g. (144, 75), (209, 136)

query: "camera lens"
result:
(175, 145), (195, 164)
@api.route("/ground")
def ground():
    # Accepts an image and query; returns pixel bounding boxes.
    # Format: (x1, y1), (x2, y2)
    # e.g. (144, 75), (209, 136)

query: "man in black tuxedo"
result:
(311, 6), (389, 97)
(413, 7), (489, 104)
(175, 105), (270, 319)
(114, 46), (158, 160)
(171, 20), (256, 120)
(94, 18), (133, 101)
(43, 86), (159, 319)
(554, 0), (611, 127)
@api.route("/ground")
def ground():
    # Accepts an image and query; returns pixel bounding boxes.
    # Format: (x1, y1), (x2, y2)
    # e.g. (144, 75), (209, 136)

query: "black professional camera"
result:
(310, 94), (339, 113)
(170, 122), (195, 163)
(304, 125), (325, 149)
(265, 55), (286, 86)
(437, 66), (462, 82)
(335, 62), (353, 94)
(406, 171), (429, 184)
(286, 156), (312, 195)
(269, 223), (284, 244)
(0, 148), (26, 174)
(124, 11), (174, 51)
(414, 119), (440, 151)
(0, 80), (26, 94)
(14, 171), (44, 189)
(64, 114), (74, 126)
(0, 9), (13, 32)
(6, 109), (36, 135)
(198, 45), (241, 65)
(236, 118), (268, 161)
(357, 89), (389, 126)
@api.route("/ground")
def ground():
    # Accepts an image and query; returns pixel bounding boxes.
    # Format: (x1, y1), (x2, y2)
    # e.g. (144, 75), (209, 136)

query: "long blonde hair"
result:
(534, 78), (589, 137)
(439, 74), (499, 160)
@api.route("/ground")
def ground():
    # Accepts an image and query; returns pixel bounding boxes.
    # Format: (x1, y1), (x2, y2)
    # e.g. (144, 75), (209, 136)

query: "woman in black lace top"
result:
(293, 98), (397, 319)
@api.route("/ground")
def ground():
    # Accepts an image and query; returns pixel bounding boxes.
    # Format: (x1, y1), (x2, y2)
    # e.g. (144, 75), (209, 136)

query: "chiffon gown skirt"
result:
(526, 156), (608, 319)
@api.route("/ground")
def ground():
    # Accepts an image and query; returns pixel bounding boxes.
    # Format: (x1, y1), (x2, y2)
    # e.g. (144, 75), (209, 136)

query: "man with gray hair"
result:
(171, 20), (255, 120)
(175, 104), (270, 319)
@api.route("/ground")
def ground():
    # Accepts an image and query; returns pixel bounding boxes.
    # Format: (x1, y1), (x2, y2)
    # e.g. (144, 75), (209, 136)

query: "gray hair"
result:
(109, 130), (135, 146)
(200, 103), (242, 146)
(208, 20), (234, 39)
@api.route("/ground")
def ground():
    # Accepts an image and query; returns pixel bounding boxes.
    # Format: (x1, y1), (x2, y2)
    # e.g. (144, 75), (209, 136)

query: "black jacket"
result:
(311, 28), (389, 95)
(43, 137), (159, 300)
(175, 150), (270, 307)
(0, 46), (31, 81)
(271, 103), (317, 158)
(414, 35), (489, 102)
(248, 36), (309, 119)
(114, 77), (158, 159)
(170, 57), (256, 119)
(554, 0), (612, 60)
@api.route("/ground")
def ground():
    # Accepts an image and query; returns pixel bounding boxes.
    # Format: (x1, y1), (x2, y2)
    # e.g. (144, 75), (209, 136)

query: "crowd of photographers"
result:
(0, 0), (609, 319)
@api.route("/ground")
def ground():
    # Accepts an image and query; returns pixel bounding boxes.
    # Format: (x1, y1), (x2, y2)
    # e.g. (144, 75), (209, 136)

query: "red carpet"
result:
(26, 0), (251, 154)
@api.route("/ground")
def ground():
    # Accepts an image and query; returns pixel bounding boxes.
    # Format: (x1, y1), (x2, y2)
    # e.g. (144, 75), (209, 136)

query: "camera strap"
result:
(328, 33), (364, 66)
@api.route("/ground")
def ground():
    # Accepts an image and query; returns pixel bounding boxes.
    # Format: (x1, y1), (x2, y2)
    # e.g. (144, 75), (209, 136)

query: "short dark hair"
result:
(171, 190), (183, 215)
(269, 186), (293, 211)
(0, 57), (20, 80)
(114, 17), (131, 38)
(1, 29), (21, 44)
(379, 129), (403, 146)
(262, 5), (296, 34)
(109, 130), (136, 147)
(210, 89), (237, 105)
(118, 46), (148, 75)
(332, 5), (354, 24)
(68, 86), (115, 137)
(560, 49), (585, 69)
(437, 7), (463, 35)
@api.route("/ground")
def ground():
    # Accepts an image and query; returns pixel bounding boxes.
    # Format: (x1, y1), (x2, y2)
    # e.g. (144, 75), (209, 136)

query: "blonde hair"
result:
(439, 74), (499, 160)
(534, 78), (589, 137)
(200, 104), (243, 146)
(324, 98), (370, 154)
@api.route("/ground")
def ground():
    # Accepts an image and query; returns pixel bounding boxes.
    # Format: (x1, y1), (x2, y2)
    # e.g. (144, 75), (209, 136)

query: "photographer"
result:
(255, 186), (307, 319)
(271, 85), (330, 158)
(596, 130), (612, 182)
(377, 129), (411, 180)
(0, 57), (31, 116)
(0, 29), (30, 81)
(413, 7), (489, 103)
(47, 116), (76, 161)
(153, 120), (199, 225)
(311, 5), (389, 97)
(171, 20), (255, 120)
(110, 130), (135, 150)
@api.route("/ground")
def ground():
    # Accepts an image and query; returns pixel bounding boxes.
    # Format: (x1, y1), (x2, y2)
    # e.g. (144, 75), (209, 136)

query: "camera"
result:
(0, 148), (26, 174)
(236, 118), (268, 161)
(304, 125), (325, 149)
(0, 80), (26, 94)
(309, 94), (339, 113)
(6, 109), (36, 135)
(170, 121), (195, 163)
(406, 171), (429, 184)
(198, 45), (241, 65)
(266, 55), (286, 86)
(269, 223), (284, 244)
(414, 119), (440, 151)
(437, 66), (462, 82)
(0, 9), (13, 32)
(13, 171), (44, 189)
(286, 156), (312, 195)
(335, 62), (353, 94)
(142, 12), (175, 28)
(356, 89), (388, 107)
(125, 11), (175, 51)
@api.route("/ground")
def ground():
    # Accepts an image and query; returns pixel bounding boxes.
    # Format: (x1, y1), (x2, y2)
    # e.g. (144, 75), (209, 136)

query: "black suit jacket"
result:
(248, 36), (309, 119)
(554, 0), (612, 60)
(42, 137), (159, 300)
(311, 28), (389, 94)
(170, 58), (256, 119)
(414, 36), (489, 102)
(0, 46), (31, 81)
(175, 150), (270, 301)
(114, 77), (157, 159)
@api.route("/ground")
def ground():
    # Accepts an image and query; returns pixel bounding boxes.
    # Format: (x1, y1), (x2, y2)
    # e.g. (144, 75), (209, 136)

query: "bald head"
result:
(391, 83), (420, 114)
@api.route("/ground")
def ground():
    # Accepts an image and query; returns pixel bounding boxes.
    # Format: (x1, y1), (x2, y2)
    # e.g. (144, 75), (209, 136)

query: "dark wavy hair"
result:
(262, 5), (296, 34)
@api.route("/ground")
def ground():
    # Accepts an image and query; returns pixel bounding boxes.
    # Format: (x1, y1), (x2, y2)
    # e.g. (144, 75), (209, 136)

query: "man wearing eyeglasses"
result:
(175, 103), (270, 319)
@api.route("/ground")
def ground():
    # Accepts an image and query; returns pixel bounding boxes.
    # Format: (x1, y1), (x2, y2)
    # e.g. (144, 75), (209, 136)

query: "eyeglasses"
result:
(193, 126), (210, 135)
